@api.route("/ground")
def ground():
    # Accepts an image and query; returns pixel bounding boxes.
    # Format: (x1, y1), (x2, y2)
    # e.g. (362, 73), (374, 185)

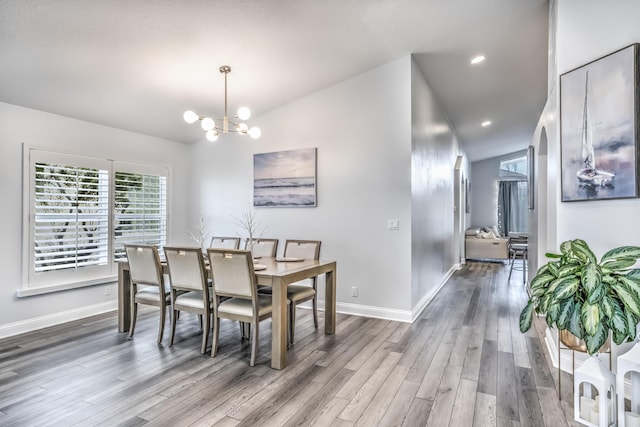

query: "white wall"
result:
(553, 0), (640, 256)
(0, 102), (190, 337)
(189, 56), (460, 321)
(410, 61), (465, 312)
(470, 150), (527, 230)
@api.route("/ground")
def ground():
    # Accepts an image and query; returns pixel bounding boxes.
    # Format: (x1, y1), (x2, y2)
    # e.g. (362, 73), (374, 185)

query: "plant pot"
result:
(559, 330), (611, 353)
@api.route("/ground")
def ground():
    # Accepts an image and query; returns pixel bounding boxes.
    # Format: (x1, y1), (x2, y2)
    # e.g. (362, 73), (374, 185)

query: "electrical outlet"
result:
(104, 285), (112, 296)
(351, 286), (358, 297)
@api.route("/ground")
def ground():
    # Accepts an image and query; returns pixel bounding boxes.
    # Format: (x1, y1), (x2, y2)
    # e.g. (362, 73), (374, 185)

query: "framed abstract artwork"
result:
(253, 147), (317, 207)
(560, 44), (639, 202)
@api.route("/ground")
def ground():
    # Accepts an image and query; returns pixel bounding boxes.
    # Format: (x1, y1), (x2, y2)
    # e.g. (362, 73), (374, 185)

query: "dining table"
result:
(117, 256), (337, 370)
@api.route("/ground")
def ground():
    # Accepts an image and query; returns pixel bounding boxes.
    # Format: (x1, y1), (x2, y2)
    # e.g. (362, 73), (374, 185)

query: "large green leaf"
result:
(560, 241), (572, 255)
(601, 294), (620, 319)
(572, 239), (597, 263)
(620, 275), (640, 297)
(611, 281), (640, 317)
(552, 276), (580, 301)
(557, 298), (575, 330)
(557, 264), (583, 278)
(608, 303), (627, 337)
(547, 261), (560, 278)
(613, 329), (628, 345)
(581, 303), (600, 336)
(601, 246), (640, 262)
(530, 273), (555, 292)
(547, 302), (561, 327)
(568, 301), (584, 339)
(625, 269), (640, 280)
(581, 262), (601, 294)
(626, 310), (639, 338)
(601, 258), (638, 271)
(586, 283), (606, 305)
(585, 322), (609, 355)
(519, 301), (535, 333)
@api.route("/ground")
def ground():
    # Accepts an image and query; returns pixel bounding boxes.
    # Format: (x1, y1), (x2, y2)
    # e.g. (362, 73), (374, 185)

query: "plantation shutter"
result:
(113, 164), (167, 260)
(34, 163), (110, 272)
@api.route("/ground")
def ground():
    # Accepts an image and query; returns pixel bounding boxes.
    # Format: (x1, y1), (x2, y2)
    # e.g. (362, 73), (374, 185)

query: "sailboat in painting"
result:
(576, 71), (615, 187)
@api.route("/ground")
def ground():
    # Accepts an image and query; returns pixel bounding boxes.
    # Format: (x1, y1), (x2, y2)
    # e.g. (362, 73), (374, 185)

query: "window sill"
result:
(16, 275), (118, 297)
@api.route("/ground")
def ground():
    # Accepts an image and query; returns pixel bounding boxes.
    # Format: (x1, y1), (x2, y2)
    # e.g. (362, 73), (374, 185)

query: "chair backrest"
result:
(210, 236), (241, 250)
(509, 233), (528, 245)
(247, 238), (278, 258)
(284, 240), (321, 260)
(125, 244), (164, 287)
(207, 249), (256, 299)
(164, 246), (208, 293)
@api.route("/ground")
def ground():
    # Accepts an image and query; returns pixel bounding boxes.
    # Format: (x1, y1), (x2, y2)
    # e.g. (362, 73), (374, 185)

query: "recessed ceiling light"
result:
(470, 55), (485, 65)
(481, 120), (492, 127)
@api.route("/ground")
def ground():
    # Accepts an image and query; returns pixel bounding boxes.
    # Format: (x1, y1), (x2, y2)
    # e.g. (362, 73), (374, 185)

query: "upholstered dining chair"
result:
(164, 246), (212, 354)
(125, 244), (171, 344)
(245, 238), (278, 258)
(209, 236), (241, 250)
(282, 239), (321, 344)
(207, 248), (274, 366)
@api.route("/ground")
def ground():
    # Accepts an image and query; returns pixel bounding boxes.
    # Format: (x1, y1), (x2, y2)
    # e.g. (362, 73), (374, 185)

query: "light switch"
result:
(387, 219), (399, 230)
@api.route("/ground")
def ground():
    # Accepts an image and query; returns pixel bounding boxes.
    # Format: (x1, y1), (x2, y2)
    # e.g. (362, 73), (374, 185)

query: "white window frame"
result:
(20, 146), (170, 296)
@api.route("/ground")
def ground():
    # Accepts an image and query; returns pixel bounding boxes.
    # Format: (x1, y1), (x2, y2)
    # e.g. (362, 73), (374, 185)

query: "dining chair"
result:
(283, 239), (321, 345)
(245, 238), (278, 258)
(508, 233), (528, 284)
(209, 236), (241, 250)
(125, 244), (171, 344)
(164, 246), (212, 353)
(207, 248), (274, 366)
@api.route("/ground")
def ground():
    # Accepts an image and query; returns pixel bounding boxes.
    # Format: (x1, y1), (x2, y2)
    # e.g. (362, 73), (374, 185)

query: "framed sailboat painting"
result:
(560, 43), (639, 202)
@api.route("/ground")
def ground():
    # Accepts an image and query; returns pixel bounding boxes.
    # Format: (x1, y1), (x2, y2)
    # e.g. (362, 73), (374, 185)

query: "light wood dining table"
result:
(117, 256), (337, 370)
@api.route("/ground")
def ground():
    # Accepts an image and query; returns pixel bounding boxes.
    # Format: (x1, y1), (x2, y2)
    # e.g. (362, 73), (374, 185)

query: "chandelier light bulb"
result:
(248, 127), (261, 139)
(201, 117), (215, 131)
(237, 107), (251, 121)
(236, 123), (249, 134)
(206, 130), (219, 142)
(183, 110), (199, 124)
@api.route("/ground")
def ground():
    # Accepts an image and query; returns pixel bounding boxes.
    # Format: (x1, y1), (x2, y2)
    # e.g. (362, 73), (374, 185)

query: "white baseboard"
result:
(0, 301), (117, 340)
(315, 265), (455, 323)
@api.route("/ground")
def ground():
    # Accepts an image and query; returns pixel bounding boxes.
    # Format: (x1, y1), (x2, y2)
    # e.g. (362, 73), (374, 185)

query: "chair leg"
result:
(201, 311), (210, 354)
(198, 314), (203, 329)
(250, 321), (259, 367)
(170, 308), (178, 346)
(129, 301), (138, 338)
(157, 305), (166, 344)
(508, 252), (515, 280)
(211, 316), (220, 358)
(312, 296), (318, 329)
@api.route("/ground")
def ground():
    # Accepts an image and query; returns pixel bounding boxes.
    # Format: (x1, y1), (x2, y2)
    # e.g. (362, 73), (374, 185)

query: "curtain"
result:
(497, 180), (528, 236)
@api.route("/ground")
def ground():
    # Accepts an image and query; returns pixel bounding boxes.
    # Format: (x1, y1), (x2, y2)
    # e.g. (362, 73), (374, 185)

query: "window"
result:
(497, 155), (528, 235)
(21, 148), (168, 296)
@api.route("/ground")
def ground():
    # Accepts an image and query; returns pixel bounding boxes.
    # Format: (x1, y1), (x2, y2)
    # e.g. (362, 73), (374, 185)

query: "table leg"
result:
(271, 276), (288, 369)
(325, 267), (336, 334)
(118, 263), (131, 332)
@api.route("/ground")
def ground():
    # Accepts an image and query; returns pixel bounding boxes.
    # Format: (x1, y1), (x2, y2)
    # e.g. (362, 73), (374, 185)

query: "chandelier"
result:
(183, 65), (261, 142)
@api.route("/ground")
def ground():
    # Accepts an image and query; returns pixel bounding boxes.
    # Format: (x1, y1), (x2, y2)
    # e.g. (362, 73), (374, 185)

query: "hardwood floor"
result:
(0, 262), (580, 426)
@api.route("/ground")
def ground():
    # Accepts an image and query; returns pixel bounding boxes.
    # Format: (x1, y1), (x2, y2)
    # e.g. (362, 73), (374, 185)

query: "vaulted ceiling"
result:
(0, 0), (548, 161)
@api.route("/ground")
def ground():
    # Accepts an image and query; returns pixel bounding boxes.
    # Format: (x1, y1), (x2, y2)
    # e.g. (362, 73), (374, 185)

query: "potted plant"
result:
(519, 239), (640, 355)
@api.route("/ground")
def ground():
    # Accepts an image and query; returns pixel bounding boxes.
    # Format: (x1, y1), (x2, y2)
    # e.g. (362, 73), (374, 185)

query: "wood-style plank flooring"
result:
(0, 262), (580, 426)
